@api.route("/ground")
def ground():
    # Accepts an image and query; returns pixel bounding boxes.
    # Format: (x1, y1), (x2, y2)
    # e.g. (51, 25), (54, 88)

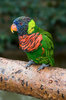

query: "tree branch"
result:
(0, 57), (66, 100)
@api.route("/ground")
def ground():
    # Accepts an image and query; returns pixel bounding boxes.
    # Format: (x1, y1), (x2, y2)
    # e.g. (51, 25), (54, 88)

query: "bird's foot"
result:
(25, 60), (35, 68)
(37, 64), (49, 71)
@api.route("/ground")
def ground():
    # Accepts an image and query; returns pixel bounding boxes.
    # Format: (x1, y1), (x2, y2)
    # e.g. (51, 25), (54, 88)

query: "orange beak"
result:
(11, 24), (17, 33)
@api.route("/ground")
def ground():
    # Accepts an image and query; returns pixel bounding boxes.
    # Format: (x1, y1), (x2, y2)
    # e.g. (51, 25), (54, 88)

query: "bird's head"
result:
(11, 16), (36, 35)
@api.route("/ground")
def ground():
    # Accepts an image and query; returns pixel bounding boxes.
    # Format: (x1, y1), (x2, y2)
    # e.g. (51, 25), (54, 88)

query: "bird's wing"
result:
(39, 28), (53, 40)
(41, 34), (54, 50)
(39, 29), (54, 59)
(41, 33), (55, 66)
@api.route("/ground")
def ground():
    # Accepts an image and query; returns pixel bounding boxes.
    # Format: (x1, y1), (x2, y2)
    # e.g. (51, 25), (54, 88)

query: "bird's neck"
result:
(31, 25), (39, 34)
(18, 30), (27, 36)
(18, 25), (39, 36)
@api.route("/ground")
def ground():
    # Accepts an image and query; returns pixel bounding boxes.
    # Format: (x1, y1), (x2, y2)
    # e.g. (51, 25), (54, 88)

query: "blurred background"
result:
(0, 0), (66, 100)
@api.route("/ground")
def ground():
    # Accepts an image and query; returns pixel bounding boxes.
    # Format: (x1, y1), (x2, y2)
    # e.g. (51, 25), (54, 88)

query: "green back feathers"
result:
(39, 28), (53, 40)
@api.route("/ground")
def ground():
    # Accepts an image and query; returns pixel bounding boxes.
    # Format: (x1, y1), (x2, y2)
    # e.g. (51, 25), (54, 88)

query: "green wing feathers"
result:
(39, 28), (53, 40)
(41, 29), (55, 66)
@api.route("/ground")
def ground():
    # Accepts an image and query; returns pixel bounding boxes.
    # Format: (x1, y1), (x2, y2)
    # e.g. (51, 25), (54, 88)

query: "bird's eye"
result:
(19, 22), (22, 25)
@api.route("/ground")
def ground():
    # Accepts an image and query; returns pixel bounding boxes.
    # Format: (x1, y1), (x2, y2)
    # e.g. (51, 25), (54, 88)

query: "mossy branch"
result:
(0, 57), (66, 100)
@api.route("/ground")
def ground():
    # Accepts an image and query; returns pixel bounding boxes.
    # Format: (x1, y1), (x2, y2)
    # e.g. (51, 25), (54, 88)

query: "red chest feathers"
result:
(19, 32), (42, 52)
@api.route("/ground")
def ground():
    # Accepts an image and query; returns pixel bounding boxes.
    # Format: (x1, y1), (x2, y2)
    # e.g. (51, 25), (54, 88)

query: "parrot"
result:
(11, 16), (55, 71)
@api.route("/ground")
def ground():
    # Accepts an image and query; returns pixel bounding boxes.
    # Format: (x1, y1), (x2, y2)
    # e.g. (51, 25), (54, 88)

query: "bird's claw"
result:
(24, 60), (35, 68)
(37, 64), (49, 71)
(24, 64), (30, 69)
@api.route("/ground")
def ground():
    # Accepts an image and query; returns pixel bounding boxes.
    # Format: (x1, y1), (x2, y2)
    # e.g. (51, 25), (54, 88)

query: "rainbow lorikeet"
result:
(11, 16), (55, 71)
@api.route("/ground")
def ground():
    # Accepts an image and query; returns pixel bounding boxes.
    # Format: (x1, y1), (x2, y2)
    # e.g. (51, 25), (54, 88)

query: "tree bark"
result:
(0, 57), (66, 100)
